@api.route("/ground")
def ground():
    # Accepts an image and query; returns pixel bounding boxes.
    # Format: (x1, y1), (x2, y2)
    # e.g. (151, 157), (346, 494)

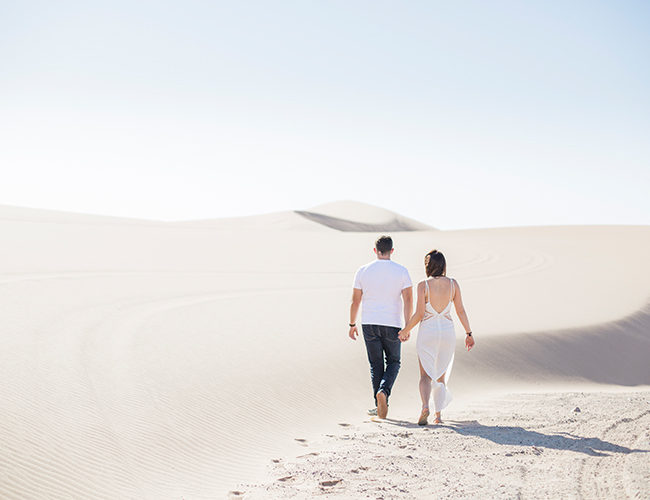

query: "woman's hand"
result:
(465, 333), (475, 351)
(398, 329), (410, 342)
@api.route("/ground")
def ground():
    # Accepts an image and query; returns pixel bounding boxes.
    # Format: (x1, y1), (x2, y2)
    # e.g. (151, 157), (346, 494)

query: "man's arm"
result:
(349, 288), (363, 340)
(402, 286), (413, 330)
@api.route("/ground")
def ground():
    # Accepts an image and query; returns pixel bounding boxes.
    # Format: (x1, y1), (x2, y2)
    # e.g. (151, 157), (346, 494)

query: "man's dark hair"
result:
(375, 235), (393, 255)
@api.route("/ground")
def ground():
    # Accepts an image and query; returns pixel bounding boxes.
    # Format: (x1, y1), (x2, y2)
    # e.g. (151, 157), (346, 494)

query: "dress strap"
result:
(424, 279), (430, 303)
(449, 278), (454, 303)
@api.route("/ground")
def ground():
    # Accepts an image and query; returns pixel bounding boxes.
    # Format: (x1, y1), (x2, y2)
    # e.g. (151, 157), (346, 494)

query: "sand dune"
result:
(177, 210), (331, 232)
(296, 200), (435, 232)
(0, 204), (163, 226)
(307, 200), (433, 228)
(454, 302), (650, 391)
(294, 210), (426, 232)
(0, 202), (648, 499)
(180, 200), (433, 232)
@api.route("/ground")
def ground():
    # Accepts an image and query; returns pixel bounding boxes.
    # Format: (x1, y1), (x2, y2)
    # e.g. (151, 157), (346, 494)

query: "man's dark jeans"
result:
(362, 324), (401, 405)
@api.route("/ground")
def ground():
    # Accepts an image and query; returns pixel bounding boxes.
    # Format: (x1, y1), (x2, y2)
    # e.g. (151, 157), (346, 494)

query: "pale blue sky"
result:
(1, 1), (648, 229)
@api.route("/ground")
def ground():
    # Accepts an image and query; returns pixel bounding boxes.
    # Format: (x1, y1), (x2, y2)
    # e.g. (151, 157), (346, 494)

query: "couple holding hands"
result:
(349, 236), (474, 425)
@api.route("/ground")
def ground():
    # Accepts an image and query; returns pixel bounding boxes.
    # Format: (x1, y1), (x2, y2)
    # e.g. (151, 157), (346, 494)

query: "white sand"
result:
(239, 391), (650, 499)
(0, 201), (648, 499)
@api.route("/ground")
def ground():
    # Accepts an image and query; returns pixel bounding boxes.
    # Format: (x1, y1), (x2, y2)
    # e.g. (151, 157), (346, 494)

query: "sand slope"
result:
(0, 202), (648, 499)
(296, 200), (435, 232)
(179, 200), (433, 232)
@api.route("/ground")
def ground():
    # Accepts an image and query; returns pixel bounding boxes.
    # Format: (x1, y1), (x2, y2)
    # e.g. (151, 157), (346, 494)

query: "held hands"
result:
(398, 329), (410, 342)
(465, 333), (475, 351)
(349, 325), (359, 340)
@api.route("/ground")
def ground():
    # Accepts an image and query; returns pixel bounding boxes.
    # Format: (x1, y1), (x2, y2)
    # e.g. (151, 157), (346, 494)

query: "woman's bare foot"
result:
(418, 406), (430, 426)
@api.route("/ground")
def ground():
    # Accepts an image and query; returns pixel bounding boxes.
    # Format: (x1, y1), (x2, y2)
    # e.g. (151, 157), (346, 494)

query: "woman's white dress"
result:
(416, 278), (456, 412)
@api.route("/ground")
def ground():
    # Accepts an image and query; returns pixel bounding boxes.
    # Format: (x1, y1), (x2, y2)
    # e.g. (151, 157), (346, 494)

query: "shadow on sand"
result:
(454, 302), (650, 388)
(445, 420), (649, 457)
(377, 417), (649, 457)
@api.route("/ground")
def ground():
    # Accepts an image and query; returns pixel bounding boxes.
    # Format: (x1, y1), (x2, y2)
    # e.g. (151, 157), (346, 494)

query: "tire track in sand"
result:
(578, 410), (650, 499)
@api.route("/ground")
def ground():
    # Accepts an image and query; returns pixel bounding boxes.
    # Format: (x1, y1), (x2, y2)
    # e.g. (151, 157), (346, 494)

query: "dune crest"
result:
(0, 204), (159, 226)
(177, 210), (332, 231)
(297, 200), (434, 232)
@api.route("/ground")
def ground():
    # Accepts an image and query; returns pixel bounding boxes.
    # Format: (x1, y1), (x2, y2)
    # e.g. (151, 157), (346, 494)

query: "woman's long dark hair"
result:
(425, 250), (446, 277)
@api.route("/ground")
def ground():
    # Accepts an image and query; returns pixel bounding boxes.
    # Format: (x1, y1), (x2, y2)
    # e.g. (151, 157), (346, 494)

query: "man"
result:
(349, 235), (413, 419)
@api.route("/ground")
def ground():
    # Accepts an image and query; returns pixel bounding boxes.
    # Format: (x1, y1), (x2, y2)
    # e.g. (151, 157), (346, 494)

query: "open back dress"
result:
(415, 277), (456, 412)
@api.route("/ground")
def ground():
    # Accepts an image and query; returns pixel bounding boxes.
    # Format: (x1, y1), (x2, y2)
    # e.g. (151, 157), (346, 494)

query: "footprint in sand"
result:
(294, 438), (308, 447)
(320, 479), (342, 487)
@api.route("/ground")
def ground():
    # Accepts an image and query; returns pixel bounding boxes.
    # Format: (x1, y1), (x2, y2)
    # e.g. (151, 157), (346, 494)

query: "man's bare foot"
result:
(418, 407), (430, 426)
(376, 391), (388, 419)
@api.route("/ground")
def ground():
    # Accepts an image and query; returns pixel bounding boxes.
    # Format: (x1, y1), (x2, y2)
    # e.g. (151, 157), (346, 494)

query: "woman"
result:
(399, 250), (474, 425)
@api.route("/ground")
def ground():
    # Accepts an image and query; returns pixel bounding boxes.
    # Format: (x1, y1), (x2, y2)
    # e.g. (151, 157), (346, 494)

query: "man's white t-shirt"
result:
(353, 259), (413, 328)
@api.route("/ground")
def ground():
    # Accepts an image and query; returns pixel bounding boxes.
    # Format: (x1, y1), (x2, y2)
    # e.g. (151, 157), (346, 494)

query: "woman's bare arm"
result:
(399, 281), (426, 341)
(452, 279), (475, 350)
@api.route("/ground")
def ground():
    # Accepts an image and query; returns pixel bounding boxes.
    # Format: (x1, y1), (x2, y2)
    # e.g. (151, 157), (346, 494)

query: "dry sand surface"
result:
(0, 200), (649, 500)
(238, 391), (650, 499)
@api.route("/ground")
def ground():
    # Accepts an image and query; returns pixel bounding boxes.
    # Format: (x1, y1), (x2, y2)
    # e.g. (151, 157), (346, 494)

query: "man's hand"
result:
(349, 288), (362, 340)
(398, 329), (410, 342)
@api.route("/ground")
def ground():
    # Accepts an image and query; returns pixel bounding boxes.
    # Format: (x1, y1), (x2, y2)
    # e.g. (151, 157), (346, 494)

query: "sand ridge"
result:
(296, 200), (435, 232)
